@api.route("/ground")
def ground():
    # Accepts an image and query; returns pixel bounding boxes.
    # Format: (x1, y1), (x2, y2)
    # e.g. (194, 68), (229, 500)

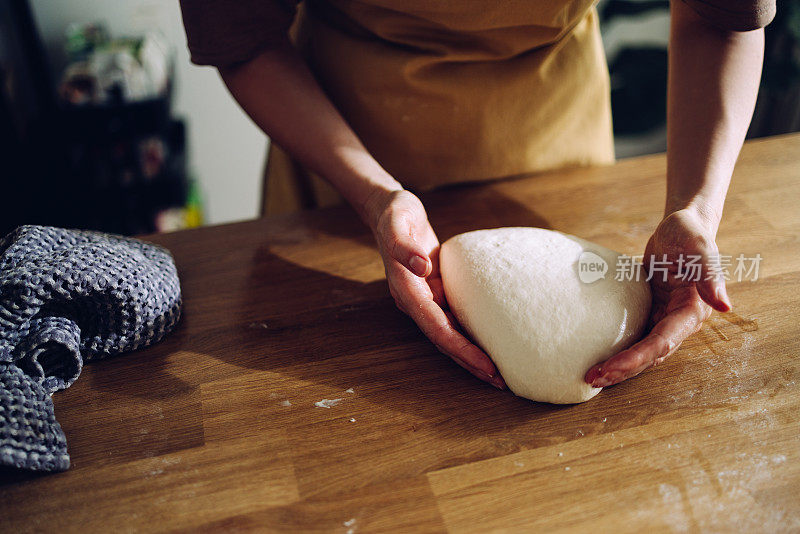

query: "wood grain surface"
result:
(1, 134), (799, 533)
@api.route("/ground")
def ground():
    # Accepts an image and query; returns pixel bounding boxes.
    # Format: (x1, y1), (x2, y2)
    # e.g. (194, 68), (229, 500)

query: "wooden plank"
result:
(1, 134), (799, 532)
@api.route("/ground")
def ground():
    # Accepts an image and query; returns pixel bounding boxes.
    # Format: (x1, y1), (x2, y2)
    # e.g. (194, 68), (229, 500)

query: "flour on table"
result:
(315, 398), (343, 408)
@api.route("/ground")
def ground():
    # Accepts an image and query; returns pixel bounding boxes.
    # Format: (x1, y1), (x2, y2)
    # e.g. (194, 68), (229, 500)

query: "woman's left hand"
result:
(585, 206), (732, 387)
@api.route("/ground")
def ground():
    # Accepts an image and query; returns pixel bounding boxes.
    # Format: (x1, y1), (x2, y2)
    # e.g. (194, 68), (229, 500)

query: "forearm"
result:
(219, 46), (401, 225)
(666, 1), (765, 233)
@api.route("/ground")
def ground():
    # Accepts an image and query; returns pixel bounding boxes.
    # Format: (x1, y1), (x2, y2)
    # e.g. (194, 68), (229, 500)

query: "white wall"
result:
(30, 0), (267, 225)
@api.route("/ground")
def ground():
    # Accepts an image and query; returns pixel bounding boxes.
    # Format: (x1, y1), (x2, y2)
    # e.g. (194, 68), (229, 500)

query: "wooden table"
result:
(2, 134), (799, 532)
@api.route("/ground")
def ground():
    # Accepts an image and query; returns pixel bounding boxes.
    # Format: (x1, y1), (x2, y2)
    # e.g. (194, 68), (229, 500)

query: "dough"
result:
(440, 228), (651, 404)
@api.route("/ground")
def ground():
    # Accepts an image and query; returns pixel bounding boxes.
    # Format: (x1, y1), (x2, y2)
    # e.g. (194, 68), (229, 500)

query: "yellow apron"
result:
(263, 0), (614, 215)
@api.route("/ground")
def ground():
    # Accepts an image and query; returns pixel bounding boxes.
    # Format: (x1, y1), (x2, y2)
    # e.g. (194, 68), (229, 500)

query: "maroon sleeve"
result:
(680, 0), (776, 31)
(179, 0), (299, 67)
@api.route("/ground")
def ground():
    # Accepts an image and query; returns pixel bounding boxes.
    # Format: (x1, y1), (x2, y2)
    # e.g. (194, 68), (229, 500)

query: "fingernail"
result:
(409, 255), (429, 277)
(591, 372), (621, 388)
(474, 369), (494, 382)
(585, 366), (603, 384)
(591, 376), (612, 388)
(716, 287), (732, 310)
(490, 375), (506, 390)
(471, 360), (497, 379)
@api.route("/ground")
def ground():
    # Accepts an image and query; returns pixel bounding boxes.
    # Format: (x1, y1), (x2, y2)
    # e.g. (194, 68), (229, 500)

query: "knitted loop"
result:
(15, 316), (83, 393)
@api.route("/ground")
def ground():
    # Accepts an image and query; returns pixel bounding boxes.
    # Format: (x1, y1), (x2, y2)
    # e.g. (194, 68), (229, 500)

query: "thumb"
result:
(696, 251), (732, 312)
(384, 214), (431, 278)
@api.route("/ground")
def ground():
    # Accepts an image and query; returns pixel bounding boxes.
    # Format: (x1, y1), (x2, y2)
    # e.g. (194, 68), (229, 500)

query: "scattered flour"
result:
(315, 398), (343, 408)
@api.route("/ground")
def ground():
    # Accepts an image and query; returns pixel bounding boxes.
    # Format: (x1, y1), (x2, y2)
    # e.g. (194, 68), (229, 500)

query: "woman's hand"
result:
(365, 189), (506, 389)
(585, 206), (731, 387)
(588, 0), (765, 389)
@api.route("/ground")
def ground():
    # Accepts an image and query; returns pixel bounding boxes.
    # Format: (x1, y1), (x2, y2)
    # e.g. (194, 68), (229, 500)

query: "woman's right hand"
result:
(364, 189), (506, 389)
(220, 49), (503, 388)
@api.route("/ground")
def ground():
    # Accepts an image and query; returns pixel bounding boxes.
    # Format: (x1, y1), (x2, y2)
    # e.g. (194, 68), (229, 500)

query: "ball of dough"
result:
(440, 228), (651, 404)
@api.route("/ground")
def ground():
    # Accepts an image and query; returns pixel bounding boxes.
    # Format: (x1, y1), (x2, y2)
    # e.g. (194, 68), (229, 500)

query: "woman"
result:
(180, 0), (774, 390)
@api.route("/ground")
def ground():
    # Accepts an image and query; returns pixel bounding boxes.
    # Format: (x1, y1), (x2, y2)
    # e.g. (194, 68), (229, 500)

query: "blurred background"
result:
(1, 0), (798, 236)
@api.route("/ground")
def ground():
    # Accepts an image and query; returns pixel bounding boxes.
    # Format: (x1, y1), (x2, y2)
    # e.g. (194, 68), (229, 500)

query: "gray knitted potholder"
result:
(0, 225), (182, 472)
